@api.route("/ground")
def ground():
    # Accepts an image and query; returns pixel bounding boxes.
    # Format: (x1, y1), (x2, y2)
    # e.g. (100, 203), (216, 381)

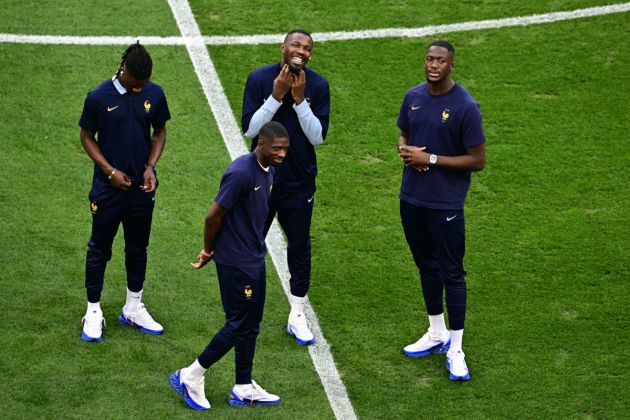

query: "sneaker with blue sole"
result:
(169, 369), (211, 410)
(446, 350), (470, 381)
(81, 310), (105, 342)
(118, 303), (163, 335)
(228, 380), (280, 407)
(169, 370), (184, 395)
(403, 328), (450, 357)
(287, 312), (316, 345)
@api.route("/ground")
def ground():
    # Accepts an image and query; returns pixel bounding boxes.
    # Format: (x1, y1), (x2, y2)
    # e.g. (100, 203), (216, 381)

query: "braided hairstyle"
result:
(118, 41), (152, 80)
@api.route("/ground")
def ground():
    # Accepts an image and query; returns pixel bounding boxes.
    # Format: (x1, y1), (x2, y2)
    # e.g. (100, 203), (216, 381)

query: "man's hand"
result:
(141, 166), (157, 192)
(291, 70), (306, 104)
(191, 249), (214, 269)
(271, 64), (293, 101)
(110, 169), (133, 190)
(398, 145), (430, 172)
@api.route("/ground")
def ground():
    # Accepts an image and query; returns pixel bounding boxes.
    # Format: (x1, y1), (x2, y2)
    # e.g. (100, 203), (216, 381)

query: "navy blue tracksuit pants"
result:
(263, 190), (313, 298)
(198, 262), (266, 384)
(400, 200), (467, 330)
(85, 187), (154, 303)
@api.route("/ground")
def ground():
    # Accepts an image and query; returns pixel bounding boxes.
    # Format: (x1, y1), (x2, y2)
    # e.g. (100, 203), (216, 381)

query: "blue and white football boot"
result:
(169, 369), (211, 411)
(446, 350), (471, 381)
(81, 309), (105, 342)
(287, 312), (316, 345)
(228, 380), (280, 407)
(403, 328), (450, 357)
(118, 303), (164, 334)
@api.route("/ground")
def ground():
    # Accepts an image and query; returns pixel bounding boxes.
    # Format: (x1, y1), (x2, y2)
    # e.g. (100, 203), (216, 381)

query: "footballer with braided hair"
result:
(117, 41), (153, 82)
(78, 41), (171, 342)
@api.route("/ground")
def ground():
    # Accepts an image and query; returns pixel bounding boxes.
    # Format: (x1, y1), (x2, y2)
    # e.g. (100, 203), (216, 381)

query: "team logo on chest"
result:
(441, 109), (450, 123)
(144, 100), (151, 113)
(244, 285), (253, 300)
(90, 201), (98, 214)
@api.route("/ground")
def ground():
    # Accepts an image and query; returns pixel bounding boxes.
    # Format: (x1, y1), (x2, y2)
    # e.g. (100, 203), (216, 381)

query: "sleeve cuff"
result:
(292, 100), (311, 117)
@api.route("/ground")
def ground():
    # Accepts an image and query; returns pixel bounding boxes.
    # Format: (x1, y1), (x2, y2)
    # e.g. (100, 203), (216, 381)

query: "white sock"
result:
(234, 383), (253, 392)
(449, 329), (464, 353)
(184, 360), (207, 383)
(126, 288), (142, 312)
(289, 294), (306, 314)
(87, 301), (101, 314)
(428, 313), (447, 333)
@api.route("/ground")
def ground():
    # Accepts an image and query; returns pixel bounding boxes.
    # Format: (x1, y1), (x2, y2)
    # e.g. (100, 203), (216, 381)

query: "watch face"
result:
(430, 154), (437, 164)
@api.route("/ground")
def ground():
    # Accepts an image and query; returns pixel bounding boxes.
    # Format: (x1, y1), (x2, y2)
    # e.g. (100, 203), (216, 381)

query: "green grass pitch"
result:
(0, 0), (628, 418)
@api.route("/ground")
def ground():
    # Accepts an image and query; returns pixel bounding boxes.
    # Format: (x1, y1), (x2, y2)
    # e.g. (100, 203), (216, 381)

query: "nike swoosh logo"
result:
(254, 186), (262, 191)
(447, 215), (457, 221)
(307, 195), (314, 203)
(107, 106), (119, 112)
(411, 106), (420, 110)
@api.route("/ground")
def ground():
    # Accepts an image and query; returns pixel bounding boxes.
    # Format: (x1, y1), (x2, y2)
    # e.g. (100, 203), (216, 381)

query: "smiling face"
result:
(281, 32), (313, 73)
(423, 45), (454, 84)
(259, 136), (290, 167)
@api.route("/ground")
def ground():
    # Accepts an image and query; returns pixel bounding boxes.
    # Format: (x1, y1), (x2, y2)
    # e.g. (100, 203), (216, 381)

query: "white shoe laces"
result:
(251, 380), (266, 395)
(83, 311), (105, 327)
(244, 380), (273, 401)
(82, 311), (105, 338)
(427, 328), (448, 342)
(412, 328), (448, 346)
(129, 303), (156, 324)
(290, 313), (313, 337)
(448, 351), (468, 374)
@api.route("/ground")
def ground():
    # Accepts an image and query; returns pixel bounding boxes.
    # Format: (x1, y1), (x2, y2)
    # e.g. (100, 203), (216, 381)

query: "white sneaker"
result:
(169, 369), (211, 410)
(81, 309), (105, 342)
(446, 350), (470, 381)
(287, 312), (316, 345)
(118, 302), (163, 334)
(403, 328), (450, 357)
(228, 380), (280, 406)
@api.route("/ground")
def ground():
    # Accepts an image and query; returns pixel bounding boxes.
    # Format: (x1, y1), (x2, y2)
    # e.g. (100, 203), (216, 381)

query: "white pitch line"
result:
(166, 1), (358, 419)
(0, 33), (185, 45)
(202, 2), (630, 44)
(2, 2), (629, 46)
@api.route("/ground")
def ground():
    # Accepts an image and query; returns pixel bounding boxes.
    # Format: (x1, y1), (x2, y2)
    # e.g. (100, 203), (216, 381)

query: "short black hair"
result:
(259, 121), (289, 143)
(284, 29), (312, 43)
(120, 41), (153, 80)
(428, 40), (455, 58)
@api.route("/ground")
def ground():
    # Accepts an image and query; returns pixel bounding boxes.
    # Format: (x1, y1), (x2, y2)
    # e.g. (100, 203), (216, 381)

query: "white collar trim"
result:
(257, 158), (270, 172)
(112, 75), (127, 95)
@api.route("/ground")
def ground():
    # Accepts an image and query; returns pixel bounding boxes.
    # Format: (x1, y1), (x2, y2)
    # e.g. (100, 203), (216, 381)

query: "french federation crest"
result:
(441, 109), (450, 123)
